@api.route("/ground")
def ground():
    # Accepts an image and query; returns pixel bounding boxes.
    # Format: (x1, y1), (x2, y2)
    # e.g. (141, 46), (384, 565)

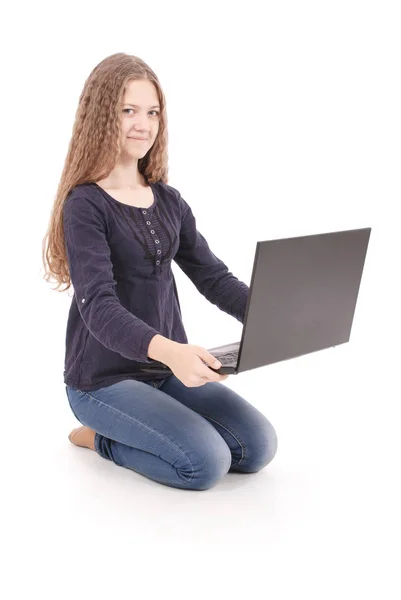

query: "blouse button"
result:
(81, 298), (85, 303)
(156, 260), (160, 265)
(146, 220), (151, 225)
(151, 229), (155, 234)
(155, 240), (160, 244)
(157, 250), (161, 254)
(142, 210), (147, 214)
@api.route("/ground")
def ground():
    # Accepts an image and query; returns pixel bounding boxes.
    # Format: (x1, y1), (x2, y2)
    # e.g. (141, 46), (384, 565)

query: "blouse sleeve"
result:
(173, 193), (249, 324)
(63, 192), (160, 362)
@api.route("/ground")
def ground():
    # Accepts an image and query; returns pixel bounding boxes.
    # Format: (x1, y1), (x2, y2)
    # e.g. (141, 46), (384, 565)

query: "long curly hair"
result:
(41, 52), (169, 295)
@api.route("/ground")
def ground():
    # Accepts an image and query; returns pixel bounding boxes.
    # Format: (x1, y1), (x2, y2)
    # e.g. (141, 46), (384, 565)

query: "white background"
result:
(1, 0), (400, 598)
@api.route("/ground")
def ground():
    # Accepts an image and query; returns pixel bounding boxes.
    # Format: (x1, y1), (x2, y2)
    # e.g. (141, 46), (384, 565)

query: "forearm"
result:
(147, 334), (178, 363)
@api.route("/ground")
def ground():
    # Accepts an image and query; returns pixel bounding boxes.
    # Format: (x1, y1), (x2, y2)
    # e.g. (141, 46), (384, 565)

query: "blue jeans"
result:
(65, 375), (278, 491)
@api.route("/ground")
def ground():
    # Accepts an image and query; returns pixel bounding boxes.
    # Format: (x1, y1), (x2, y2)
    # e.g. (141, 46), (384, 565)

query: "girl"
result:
(42, 52), (278, 491)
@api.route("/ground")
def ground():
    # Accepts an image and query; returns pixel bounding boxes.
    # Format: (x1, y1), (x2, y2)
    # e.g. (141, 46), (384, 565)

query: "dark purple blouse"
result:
(62, 180), (249, 391)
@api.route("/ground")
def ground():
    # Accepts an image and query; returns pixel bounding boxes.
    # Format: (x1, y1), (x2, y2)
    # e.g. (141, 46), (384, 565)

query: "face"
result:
(120, 79), (160, 157)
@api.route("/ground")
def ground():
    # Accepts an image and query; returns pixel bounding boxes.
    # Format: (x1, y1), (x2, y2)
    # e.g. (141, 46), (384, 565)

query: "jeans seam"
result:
(75, 389), (196, 484)
(198, 413), (246, 466)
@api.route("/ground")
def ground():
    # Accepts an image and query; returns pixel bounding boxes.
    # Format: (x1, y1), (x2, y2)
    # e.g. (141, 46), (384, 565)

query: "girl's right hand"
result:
(164, 343), (229, 387)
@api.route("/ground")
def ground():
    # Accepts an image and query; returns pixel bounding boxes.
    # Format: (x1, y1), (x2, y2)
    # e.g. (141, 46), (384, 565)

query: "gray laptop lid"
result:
(237, 227), (371, 373)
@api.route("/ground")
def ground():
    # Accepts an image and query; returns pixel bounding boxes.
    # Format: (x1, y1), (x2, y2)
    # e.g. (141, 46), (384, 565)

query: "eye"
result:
(123, 109), (160, 116)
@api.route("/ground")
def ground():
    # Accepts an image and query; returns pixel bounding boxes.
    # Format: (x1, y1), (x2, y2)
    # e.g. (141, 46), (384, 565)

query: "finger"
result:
(200, 364), (224, 382)
(203, 369), (221, 382)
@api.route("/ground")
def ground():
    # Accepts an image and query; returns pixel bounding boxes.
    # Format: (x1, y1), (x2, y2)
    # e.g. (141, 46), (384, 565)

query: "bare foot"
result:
(68, 426), (96, 450)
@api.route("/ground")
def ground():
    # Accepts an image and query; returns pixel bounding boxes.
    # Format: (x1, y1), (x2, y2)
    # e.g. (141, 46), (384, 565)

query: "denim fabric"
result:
(66, 375), (278, 491)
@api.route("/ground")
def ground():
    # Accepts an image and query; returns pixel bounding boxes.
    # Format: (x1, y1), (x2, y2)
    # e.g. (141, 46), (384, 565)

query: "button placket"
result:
(142, 209), (161, 268)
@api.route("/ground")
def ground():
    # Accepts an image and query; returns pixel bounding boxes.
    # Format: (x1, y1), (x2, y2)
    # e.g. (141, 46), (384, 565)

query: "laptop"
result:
(140, 227), (371, 376)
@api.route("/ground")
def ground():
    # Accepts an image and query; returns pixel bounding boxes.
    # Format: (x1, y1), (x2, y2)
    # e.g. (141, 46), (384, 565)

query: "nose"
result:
(134, 115), (152, 133)
(133, 127), (150, 138)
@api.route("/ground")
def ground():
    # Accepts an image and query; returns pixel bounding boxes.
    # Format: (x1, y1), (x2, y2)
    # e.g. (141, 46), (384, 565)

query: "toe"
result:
(68, 427), (81, 443)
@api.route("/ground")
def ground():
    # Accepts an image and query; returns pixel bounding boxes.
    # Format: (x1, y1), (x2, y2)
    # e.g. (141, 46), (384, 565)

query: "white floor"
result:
(5, 337), (400, 599)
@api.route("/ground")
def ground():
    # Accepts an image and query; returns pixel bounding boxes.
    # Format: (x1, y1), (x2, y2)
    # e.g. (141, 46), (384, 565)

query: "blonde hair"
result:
(41, 52), (169, 294)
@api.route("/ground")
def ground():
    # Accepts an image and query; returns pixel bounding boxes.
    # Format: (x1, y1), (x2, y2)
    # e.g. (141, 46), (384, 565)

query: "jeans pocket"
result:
(151, 377), (171, 389)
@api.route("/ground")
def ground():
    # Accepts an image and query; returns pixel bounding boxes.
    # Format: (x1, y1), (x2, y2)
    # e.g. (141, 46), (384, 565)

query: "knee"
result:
(239, 417), (278, 473)
(184, 440), (232, 491)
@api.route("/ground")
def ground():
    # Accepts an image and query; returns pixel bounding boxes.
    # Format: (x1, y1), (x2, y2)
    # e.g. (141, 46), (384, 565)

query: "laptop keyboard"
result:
(213, 350), (239, 365)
